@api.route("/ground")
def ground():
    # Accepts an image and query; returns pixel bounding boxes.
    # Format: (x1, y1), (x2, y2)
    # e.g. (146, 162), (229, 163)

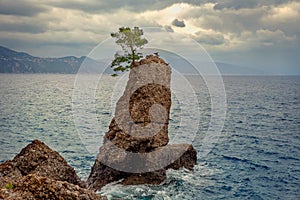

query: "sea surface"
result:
(0, 74), (299, 199)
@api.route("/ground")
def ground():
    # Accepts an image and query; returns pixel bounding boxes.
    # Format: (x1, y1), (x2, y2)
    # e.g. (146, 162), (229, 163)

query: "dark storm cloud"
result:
(213, 0), (287, 10)
(172, 19), (185, 27)
(0, 0), (47, 16)
(0, 22), (47, 34)
(213, 1), (257, 10)
(48, 0), (208, 13)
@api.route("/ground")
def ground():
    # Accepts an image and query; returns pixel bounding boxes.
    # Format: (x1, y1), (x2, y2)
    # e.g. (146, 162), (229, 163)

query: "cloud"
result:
(0, 0), (48, 16)
(193, 30), (226, 45)
(261, 1), (300, 34)
(213, 0), (258, 10)
(164, 25), (174, 32)
(47, 0), (203, 13)
(0, 21), (47, 34)
(0, 10), (50, 34)
(179, 2), (299, 48)
(213, 0), (287, 10)
(172, 19), (186, 27)
(0, 0), (299, 74)
(1, 1), (298, 53)
(255, 29), (296, 45)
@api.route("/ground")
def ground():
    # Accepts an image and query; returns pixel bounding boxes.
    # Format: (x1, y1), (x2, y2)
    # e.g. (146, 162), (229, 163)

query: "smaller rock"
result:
(0, 139), (107, 200)
(0, 139), (84, 187)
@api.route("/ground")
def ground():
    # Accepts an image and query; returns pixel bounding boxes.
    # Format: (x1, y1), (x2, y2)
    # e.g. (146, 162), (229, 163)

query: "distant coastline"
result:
(1, 45), (267, 75)
(0, 45), (109, 74)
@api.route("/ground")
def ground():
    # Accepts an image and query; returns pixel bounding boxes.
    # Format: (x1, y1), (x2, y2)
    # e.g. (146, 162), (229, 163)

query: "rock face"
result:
(0, 140), (106, 200)
(87, 55), (197, 191)
(105, 55), (172, 152)
(0, 175), (105, 200)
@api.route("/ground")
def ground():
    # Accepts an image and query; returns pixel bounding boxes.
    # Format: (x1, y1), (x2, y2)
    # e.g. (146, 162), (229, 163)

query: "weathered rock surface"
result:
(105, 55), (172, 153)
(87, 143), (197, 189)
(0, 174), (105, 200)
(165, 144), (197, 171)
(87, 55), (197, 191)
(0, 140), (106, 200)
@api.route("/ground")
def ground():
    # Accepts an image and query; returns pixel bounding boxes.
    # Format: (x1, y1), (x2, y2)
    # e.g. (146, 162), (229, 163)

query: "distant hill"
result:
(142, 49), (264, 75)
(0, 45), (111, 74)
(215, 62), (266, 75)
(0, 45), (264, 75)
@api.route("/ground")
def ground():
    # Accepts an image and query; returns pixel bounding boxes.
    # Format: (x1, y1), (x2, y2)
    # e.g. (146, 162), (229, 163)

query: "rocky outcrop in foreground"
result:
(0, 140), (106, 200)
(87, 55), (197, 191)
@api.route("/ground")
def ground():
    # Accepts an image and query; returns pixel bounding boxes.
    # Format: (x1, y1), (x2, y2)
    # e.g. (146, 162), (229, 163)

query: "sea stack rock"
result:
(106, 55), (171, 152)
(0, 140), (106, 200)
(87, 55), (197, 191)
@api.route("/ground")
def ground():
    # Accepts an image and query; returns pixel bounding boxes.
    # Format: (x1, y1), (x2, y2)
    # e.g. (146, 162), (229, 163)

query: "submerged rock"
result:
(0, 140), (106, 200)
(87, 55), (197, 191)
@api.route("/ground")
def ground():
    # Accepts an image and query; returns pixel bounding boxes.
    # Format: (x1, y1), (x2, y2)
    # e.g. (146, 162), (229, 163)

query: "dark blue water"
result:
(0, 74), (299, 199)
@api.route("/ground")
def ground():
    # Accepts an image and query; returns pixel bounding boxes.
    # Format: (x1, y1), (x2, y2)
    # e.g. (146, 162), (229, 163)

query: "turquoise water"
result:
(0, 74), (299, 199)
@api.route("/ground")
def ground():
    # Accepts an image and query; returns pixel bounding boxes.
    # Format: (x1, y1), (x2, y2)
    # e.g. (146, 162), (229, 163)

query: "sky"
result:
(0, 0), (299, 75)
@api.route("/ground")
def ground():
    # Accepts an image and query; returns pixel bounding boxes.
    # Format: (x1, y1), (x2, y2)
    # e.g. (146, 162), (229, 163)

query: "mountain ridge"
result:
(0, 45), (264, 75)
(0, 45), (103, 73)
(215, 62), (266, 75)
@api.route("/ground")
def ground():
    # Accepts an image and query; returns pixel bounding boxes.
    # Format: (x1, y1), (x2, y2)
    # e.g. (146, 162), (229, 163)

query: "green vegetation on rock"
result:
(5, 183), (14, 189)
(110, 27), (148, 76)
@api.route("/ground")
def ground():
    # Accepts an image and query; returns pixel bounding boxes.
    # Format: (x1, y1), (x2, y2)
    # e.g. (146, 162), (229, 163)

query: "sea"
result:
(0, 74), (299, 199)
